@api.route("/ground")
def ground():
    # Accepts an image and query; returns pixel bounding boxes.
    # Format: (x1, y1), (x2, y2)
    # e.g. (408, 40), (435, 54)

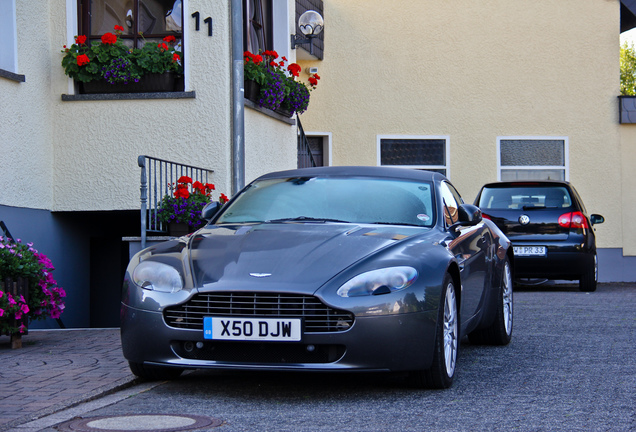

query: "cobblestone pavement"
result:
(0, 329), (136, 431)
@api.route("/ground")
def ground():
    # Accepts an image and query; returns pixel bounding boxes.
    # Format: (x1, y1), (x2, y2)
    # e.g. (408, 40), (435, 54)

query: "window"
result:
(78, 0), (183, 49)
(498, 137), (568, 181)
(378, 136), (450, 176)
(0, 0), (18, 74)
(244, 0), (273, 54)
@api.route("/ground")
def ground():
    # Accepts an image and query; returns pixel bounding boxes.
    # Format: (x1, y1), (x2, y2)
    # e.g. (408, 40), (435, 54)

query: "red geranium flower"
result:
(205, 183), (216, 191)
(177, 176), (193, 184)
(172, 53), (181, 62)
(75, 35), (87, 45)
(174, 184), (190, 199)
(287, 63), (301, 77)
(263, 50), (278, 58)
(192, 181), (206, 194)
(164, 35), (176, 43)
(101, 32), (117, 44)
(158, 42), (169, 51)
(114, 25), (124, 32)
(76, 54), (90, 66)
(308, 76), (318, 87)
(253, 54), (263, 63)
(220, 193), (229, 204)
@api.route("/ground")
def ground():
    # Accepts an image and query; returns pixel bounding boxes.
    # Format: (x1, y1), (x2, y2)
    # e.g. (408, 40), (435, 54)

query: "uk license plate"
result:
(203, 317), (302, 341)
(513, 246), (546, 256)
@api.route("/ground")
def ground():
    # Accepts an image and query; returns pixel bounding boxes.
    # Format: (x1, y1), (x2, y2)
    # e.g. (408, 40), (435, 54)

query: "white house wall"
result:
(1, 0), (298, 214)
(0, 0), (54, 211)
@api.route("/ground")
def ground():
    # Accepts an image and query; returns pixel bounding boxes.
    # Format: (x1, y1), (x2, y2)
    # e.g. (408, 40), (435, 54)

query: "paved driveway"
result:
(29, 283), (636, 432)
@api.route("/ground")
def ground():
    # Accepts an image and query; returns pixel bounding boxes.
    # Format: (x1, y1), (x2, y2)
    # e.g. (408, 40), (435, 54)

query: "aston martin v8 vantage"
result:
(121, 166), (513, 388)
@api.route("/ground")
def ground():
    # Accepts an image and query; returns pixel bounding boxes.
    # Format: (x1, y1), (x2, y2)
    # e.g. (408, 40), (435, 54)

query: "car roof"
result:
(481, 180), (571, 189)
(256, 166), (446, 182)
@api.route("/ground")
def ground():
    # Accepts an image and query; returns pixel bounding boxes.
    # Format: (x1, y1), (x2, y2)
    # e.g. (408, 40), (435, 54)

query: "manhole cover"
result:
(56, 414), (222, 432)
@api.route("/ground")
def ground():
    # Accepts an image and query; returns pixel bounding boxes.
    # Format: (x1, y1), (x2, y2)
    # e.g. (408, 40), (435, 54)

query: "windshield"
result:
(216, 176), (435, 227)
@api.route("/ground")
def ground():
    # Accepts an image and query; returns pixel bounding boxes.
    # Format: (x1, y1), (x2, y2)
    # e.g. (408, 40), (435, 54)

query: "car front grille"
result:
(164, 292), (354, 333)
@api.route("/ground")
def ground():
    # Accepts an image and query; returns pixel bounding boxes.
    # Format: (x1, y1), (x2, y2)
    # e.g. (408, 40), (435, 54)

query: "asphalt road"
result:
(40, 283), (636, 432)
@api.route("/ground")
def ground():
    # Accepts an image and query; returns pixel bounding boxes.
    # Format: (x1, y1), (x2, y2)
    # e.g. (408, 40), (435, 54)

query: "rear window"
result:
(478, 186), (572, 210)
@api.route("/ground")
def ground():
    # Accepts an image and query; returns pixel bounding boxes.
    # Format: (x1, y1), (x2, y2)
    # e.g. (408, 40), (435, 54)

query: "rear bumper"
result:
(512, 241), (594, 280)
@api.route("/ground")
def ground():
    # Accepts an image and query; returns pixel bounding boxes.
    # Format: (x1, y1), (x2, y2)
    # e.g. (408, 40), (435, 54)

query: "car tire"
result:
(128, 361), (184, 381)
(468, 257), (513, 345)
(579, 253), (598, 292)
(410, 273), (458, 389)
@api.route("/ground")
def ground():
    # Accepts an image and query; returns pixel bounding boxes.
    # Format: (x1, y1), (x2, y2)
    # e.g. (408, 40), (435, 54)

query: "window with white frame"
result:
(378, 136), (450, 176)
(0, 0), (18, 73)
(498, 137), (568, 181)
(243, 0), (289, 58)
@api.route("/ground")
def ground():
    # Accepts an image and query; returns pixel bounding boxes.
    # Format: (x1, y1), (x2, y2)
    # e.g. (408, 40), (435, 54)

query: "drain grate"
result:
(56, 414), (222, 432)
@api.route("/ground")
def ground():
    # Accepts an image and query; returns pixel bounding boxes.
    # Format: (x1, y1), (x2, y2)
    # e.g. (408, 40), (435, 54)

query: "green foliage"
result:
(621, 42), (636, 96)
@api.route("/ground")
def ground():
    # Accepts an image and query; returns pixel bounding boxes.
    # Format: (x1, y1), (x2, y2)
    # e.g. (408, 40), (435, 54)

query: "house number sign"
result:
(191, 12), (213, 36)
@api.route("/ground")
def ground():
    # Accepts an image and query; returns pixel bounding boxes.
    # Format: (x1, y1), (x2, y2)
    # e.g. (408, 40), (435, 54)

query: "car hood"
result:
(187, 223), (425, 293)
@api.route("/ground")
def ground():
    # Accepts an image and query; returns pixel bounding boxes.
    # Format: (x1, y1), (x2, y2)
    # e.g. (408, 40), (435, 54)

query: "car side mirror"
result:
(201, 201), (223, 220)
(450, 204), (483, 231)
(590, 214), (604, 225)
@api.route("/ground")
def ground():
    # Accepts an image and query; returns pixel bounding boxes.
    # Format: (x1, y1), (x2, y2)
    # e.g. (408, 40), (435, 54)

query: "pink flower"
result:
(0, 309), (4, 317)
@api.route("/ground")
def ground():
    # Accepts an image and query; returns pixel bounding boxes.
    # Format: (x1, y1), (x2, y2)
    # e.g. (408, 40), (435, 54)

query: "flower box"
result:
(80, 72), (176, 94)
(244, 79), (261, 103)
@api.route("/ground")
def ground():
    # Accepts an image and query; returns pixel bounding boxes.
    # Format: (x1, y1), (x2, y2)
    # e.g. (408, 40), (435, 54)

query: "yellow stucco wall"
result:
(620, 125), (636, 255)
(299, 0), (623, 250)
(0, 0), (297, 212)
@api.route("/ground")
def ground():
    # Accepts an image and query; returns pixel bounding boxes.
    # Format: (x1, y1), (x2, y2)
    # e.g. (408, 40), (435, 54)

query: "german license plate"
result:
(203, 317), (302, 341)
(514, 246), (546, 256)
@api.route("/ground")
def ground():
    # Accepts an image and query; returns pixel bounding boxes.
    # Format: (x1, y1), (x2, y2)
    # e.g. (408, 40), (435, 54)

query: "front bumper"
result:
(121, 303), (437, 372)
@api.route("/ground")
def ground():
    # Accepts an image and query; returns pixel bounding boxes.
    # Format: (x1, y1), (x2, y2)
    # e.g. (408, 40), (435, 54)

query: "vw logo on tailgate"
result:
(519, 215), (530, 225)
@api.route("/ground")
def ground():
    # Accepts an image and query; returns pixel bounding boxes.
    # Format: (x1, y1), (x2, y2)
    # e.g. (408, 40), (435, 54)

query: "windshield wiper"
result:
(266, 216), (349, 224)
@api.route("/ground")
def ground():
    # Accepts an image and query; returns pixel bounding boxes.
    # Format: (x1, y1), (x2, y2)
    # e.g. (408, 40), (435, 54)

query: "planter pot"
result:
(244, 79), (261, 103)
(168, 222), (190, 237)
(275, 102), (294, 118)
(80, 72), (176, 94)
(2, 277), (29, 349)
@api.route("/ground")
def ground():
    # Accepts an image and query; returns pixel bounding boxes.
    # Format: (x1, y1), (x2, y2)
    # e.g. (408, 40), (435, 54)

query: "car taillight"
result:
(558, 211), (589, 229)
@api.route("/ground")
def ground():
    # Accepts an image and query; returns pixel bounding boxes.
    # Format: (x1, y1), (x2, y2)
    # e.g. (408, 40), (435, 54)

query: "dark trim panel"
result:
(62, 91), (196, 101)
(0, 68), (25, 82)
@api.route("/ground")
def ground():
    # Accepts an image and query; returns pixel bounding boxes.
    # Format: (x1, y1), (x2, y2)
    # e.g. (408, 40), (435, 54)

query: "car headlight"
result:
(337, 266), (418, 297)
(132, 261), (183, 293)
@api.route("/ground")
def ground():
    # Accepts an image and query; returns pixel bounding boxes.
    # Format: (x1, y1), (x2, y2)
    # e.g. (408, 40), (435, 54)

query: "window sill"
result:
(0, 68), (25, 83)
(61, 91), (196, 102)
(244, 99), (296, 125)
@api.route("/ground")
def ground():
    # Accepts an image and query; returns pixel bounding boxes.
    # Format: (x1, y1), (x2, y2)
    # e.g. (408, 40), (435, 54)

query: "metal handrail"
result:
(297, 117), (317, 168)
(138, 155), (214, 248)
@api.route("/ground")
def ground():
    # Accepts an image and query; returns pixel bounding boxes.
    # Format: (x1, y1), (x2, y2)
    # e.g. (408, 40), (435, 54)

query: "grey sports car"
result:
(121, 166), (513, 388)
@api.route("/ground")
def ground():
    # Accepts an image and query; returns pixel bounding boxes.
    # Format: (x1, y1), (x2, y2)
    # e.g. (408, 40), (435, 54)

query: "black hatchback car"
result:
(474, 181), (604, 291)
